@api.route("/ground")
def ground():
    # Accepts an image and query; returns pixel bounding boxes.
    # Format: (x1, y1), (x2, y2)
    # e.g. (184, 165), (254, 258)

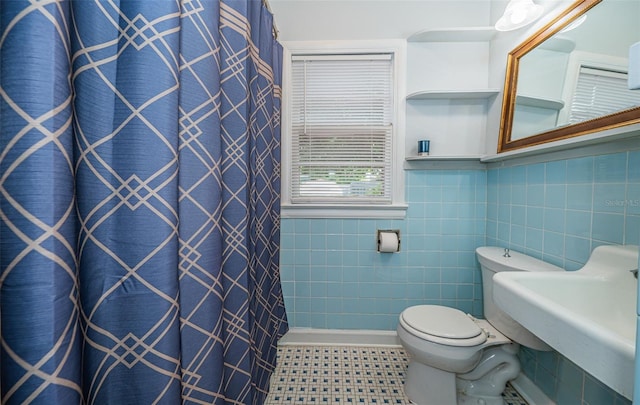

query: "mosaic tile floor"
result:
(265, 345), (528, 404)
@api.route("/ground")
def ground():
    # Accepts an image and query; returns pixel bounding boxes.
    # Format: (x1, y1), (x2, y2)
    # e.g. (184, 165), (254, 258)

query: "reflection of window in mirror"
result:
(568, 67), (640, 124)
(498, 0), (640, 153)
(558, 52), (640, 126)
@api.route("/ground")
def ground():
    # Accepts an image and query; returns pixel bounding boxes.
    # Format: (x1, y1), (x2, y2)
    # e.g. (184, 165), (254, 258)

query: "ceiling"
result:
(268, 0), (499, 41)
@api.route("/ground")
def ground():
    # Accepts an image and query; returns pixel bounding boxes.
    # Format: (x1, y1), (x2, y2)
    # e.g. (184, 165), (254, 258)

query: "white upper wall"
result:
(269, 0), (494, 41)
(270, 0), (635, 155)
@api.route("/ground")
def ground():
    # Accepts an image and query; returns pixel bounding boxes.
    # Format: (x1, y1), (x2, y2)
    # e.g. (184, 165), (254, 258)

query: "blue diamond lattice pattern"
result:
(0, 1), (287, 404)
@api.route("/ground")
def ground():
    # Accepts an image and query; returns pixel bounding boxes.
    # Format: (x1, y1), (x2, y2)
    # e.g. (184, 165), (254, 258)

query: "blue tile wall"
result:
(487, 150), (639, 405)
(279, 148), (639, 405)
(487, 151), (640, 269)
(280, 169), (487, 330)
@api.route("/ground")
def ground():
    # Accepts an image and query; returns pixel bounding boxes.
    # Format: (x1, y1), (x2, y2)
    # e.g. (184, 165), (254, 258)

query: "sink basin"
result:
(493, 245), (639, 400)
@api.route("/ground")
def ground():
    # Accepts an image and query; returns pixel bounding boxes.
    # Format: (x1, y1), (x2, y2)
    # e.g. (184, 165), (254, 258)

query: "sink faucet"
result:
(631, 269), (638, 279)
(503, 248), (511, 258)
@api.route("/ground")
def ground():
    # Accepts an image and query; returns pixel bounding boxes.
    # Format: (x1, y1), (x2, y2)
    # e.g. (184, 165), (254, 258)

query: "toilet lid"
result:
(401, 305), (483, 340)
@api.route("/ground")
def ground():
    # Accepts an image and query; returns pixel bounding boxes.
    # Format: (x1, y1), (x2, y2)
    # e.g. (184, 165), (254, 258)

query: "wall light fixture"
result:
(495, 0), (544, 31)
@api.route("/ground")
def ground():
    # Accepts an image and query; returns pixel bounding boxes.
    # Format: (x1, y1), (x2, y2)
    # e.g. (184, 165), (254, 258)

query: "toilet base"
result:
(456, 344), (521, 405)
(404, 344), (521, 405)
(457, 391), (505, 405)
(405, 359), (457, 405)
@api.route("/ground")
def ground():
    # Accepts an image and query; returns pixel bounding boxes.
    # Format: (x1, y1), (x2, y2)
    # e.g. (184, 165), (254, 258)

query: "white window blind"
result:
(569, 66), (640, 124)
(290, 54), (393, 204)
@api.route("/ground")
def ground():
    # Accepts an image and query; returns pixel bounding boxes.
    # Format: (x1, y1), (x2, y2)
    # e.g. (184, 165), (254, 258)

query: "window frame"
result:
(281, 40), (407, 219)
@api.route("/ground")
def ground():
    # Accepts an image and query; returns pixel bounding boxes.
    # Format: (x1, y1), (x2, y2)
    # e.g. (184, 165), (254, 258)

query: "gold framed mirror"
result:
(498, 0), (640, 153)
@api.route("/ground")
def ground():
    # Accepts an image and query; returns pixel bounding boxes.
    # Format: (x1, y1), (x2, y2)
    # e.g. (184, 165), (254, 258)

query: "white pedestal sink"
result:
(492, 244), (639, 400)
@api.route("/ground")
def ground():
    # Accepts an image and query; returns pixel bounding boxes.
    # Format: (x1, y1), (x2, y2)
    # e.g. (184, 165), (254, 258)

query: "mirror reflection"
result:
(499, 0), (640, 151)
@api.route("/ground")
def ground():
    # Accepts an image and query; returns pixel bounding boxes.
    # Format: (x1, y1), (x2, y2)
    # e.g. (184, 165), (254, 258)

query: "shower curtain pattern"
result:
(0, 1), (287, 404)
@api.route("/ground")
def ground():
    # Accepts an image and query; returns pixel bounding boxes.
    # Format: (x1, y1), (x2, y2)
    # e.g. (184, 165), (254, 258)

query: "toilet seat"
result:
(399, 305), (488, 347)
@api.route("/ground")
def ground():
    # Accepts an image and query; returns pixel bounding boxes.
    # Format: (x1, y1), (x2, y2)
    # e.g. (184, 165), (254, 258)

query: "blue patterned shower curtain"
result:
(0, 1), (287, 403)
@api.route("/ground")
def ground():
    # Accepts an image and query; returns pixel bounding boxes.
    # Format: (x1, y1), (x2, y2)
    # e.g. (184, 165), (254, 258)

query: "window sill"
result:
(281, 203), (408, 219)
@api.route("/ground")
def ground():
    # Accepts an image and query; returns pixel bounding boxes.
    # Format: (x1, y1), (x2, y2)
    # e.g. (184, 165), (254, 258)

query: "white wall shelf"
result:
(405, 155), (483, 161)
(407, 27), (496, 43)
(516, 94), (565, 110)
(407, 89), (500, 100)
(482, 123), (640, 164)
(405, 27), (495, 158)
(404, 155), (486, 170)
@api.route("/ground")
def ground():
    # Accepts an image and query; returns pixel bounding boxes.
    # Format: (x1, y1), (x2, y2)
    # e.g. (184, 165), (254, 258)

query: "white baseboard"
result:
(511, 373), (556, 405)
(278, 327), (401, 347)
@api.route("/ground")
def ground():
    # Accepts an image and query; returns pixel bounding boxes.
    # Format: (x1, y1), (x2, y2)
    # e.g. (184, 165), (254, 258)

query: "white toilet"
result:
(397, 246), (563, 405)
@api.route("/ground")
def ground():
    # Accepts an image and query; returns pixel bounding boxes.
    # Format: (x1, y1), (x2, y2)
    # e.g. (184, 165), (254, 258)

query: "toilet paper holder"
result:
(377, 229), (401, 253)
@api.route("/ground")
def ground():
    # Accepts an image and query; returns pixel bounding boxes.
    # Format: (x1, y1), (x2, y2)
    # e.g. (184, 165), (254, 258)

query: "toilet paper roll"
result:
(378, 231), (399, 253)
(629, 41), (640, 90)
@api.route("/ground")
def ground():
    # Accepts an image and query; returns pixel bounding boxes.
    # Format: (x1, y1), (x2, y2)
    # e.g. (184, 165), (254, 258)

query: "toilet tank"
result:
(476, 247), (563, 351)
